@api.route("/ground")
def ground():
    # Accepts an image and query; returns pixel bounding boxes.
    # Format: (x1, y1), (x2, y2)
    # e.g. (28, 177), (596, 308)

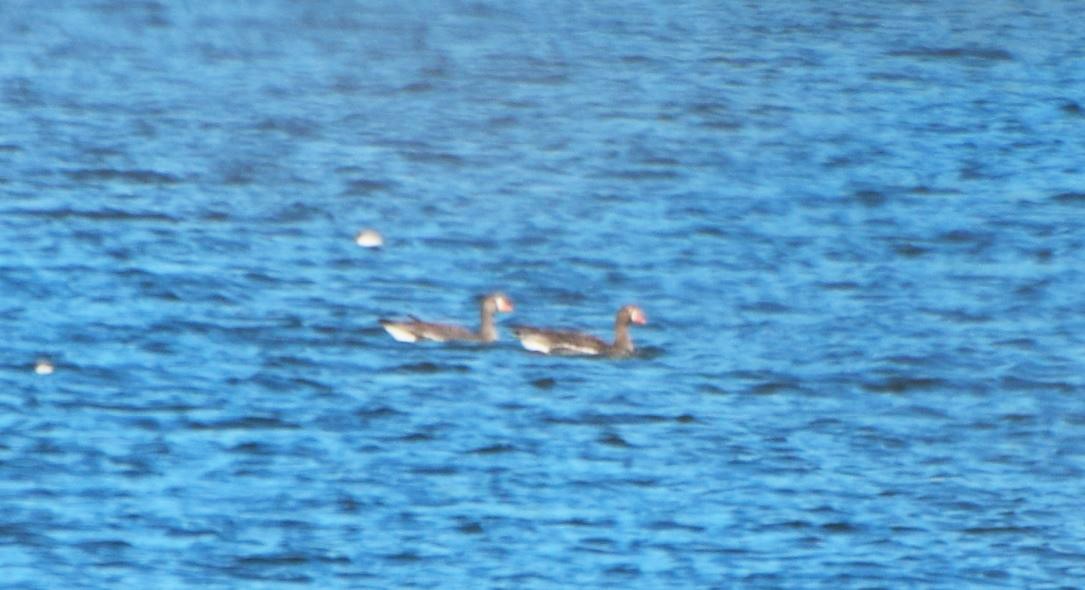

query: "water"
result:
(3, 1), (1085, 587)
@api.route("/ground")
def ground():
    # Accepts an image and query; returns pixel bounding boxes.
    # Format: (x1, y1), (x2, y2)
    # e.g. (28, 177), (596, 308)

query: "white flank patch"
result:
(517, 334), (552, 354)
(382, 323), (419, 343)
(555, 344), (601, 356)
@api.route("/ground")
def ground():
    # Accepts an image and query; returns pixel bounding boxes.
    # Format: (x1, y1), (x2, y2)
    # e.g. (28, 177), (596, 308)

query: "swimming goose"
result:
(379, 292), (514, 343)
(512, 304), (646, 357)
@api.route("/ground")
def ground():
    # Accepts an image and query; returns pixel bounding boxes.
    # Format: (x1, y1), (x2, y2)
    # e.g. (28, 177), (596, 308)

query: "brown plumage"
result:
(512, 304), (647, 357)
(379, 292), (514, 343)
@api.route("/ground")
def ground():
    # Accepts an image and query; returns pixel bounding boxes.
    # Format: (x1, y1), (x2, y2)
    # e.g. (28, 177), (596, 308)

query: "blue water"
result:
(4, 1), (1085, 588)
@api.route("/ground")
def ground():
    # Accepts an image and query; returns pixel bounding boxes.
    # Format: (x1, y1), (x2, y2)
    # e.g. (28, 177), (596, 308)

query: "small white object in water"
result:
(355, 228), (384, 248)
(34, 358), (54, 375)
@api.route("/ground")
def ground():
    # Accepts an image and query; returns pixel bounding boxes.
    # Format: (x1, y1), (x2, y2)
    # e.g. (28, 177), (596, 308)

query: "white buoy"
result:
(34, 358), (54, 375)
(355, 228), (384, 248)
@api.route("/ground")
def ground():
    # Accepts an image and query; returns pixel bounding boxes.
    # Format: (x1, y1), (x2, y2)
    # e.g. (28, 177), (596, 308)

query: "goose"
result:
(379, 292), (514, 343)
(512, 304), (646, 357)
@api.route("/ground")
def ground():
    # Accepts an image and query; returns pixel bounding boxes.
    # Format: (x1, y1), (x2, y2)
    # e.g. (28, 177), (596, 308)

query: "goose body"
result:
(512, 305), (646, 357)
(379, 292), (514, 343)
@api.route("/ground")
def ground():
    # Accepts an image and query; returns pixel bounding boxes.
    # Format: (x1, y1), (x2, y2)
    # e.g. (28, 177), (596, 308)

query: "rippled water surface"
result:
(4, 1), (1085, 588)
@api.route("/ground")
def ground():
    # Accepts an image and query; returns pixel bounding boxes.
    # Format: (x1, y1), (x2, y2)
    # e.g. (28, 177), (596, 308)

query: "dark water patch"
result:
(336, 494), (361, 513)
(382, 551), (424, 563)
(400, 431), (435, 442)
(422, 236), (500, 251)
(187, 416), (300, 431)
(235, 552), (319, 567)
(1028, 245), (1054, 261)
(578, 536), (619, 553)
(222, 569), (313, 584)
(76, 539), (133, 555)
(594, 167), (683, 181)
(646, 520), (705, 533)
(693, 224), (729, 238)
(1062, 413), (1085, 428)
(854, 189), (888, 207)
(998, 413), (1038, 426)
(995, 338), (1036, 350)
(1052, 192), (1085, 205)
(878, 354), (936, 367)
(530, 377), (556, 389)
(3, 76), (41, 106)
(469, 443), (517, 455)
(908, 184), (963, 196)
(635, 346), (665, 360)
(555, 517), (617, 529)
(200, 209), (233, 222)
(214, 160), (262, 186)
(341, 178), (396, 196)
(492, 572), (561, 587)
(243, 270), (284, 286)
(65, 168), (181, 184)
(15, 207), (178, 223)
(0, 523), (52, 547)
(1060, 100), (1083, 116)
(604, 563), (641, 578)
(760, 519), (813, 531)
(250, 373), (334, 395)
(267, 201), (326, 223)
(962, 526), (1040, 536)
(637, 155), (682, 168)
(1014, 279), (1051, 299)
(698, 383), (728, 395)
(546, 412), (670, 426)
(902, 405), (951, 420)
(498, 72), (570, 86)
(410, 465), (458, 476)
(457, 521), (484, 535)
(254, 117), (319, 138)
(892, 242), (930, 258)
(401, 150), (466, 166)
(959, 161), (997, 181)
(967, 420), (998, 432)
(819, 280), (861, 291)
(1000, 376), (1074, 394)
(624, 477), (662, 488)
(399, 81), (435, 94)
(863, 376), (945, 394)
(1020, 544), (1085, 563)
(695, 116), (742, 131)
(729, 368), (807, 396)
(262, 354), (318, 369)
(486, 114), (519, 129)
(740, 300), (792, 315)
(749, 379), (803, 395)
(887, 47), (1014, 62)
(220, 548), (332, 582)
(820, 521), (859, 534)
(924, 308), (992, 324)
(57, 401), (204, 414)
(598, 432), (629, 448)
(390, 362), (471, 374)
(937, 229), (993, 248)
(229, 442), (275, 455)
(355, 404), (404, 422)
